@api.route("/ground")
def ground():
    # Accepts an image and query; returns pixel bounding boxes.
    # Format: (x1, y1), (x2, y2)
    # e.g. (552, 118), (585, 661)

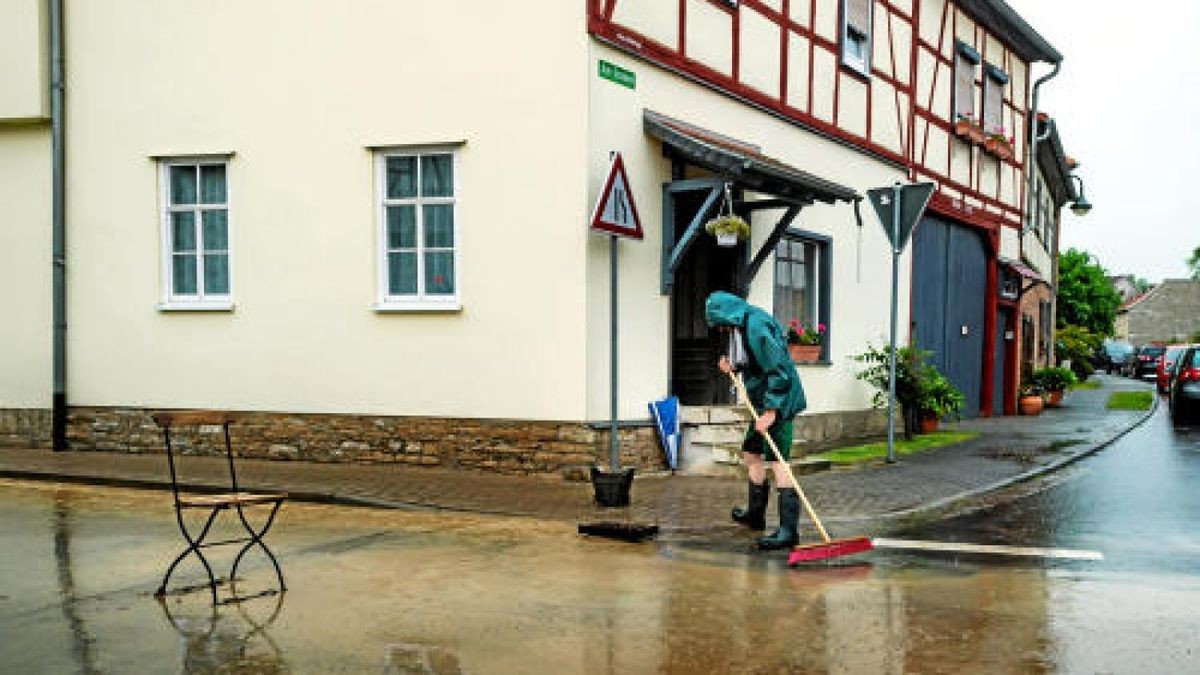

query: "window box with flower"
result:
(953, 114), (986, 145)
(786, 320), (826, 363)
(984, 128), (1015, 161)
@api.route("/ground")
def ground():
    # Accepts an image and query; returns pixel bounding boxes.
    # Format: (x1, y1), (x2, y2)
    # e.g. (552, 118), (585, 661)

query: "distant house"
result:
(1108, 275), (1146, 305)
(1116, 280), (1200, 345)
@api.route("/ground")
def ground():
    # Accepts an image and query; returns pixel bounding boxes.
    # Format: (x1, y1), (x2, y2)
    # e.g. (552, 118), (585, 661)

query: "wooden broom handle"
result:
(729, 371), (832, 544)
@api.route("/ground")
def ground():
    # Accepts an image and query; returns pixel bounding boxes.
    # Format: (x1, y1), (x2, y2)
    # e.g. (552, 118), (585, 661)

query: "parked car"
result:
(1096, 340), (1134, 375)
(1130, 344), (1166, 379)
(1158, 344), (1188, 394)
(1168, 345), (1200, 424)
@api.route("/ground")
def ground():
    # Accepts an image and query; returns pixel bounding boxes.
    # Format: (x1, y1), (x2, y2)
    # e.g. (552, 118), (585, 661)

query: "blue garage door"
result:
(912, 215), (988, 418)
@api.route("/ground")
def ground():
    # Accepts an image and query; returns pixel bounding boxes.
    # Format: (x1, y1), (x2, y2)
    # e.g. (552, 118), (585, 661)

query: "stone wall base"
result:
(793, 409), (891, 454)
(62, 407), (666, 478)
(0, 408), (52, 449)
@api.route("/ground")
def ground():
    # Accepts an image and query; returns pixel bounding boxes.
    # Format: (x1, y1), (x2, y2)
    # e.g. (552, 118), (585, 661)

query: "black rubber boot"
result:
(758, 488), (800, 550)
(731, 480), (769, 530)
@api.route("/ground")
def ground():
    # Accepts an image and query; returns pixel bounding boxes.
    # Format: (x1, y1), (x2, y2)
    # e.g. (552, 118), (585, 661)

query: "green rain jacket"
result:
(705, 291), (807, 419)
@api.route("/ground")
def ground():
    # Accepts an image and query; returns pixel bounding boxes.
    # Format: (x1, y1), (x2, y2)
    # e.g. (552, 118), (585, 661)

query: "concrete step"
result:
(681, 405), (751, 425)
(683, 440), (831, 476)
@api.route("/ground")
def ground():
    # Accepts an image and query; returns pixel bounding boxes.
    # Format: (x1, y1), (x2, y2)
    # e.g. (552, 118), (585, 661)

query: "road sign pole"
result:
(610, 235), (619, 472)
(887, 182), (901, 464)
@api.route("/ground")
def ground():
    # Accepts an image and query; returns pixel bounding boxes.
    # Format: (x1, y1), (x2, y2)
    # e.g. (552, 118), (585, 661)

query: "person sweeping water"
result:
(705, 291), (807, 550)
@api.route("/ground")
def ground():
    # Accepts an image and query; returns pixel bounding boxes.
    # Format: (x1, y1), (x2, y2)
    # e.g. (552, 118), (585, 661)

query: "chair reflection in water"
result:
(152, 410), (287, 605)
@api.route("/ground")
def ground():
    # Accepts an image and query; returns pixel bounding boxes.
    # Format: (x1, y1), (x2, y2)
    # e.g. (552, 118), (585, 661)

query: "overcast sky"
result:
(1006, 0), (1200, 282)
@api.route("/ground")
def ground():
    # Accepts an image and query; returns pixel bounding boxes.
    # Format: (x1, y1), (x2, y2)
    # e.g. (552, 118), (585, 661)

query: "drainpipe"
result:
(50, 0), (67, 450)
(1024, 61), (1061, 237)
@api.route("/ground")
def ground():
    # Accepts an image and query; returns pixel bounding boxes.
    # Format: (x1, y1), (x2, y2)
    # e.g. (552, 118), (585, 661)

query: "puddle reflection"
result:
(158, 589), (287, 673)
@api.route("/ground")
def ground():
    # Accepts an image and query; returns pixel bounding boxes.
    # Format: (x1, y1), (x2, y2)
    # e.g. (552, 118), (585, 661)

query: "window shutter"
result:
(846, 0), (871, 34)
(983, 75), (1003, 132)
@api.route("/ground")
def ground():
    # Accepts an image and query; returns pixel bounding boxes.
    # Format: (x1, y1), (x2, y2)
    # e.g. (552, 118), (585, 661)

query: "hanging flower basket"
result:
(705, 215), (750, 248)
(953, 116), (986, 145)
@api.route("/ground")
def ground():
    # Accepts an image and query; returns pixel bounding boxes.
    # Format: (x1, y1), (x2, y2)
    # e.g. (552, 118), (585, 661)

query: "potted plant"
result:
(1032, 366), (1076, 407)
(786, 320), (825, 363)
(953, 114), (986, 145)
(916, 369), (965, 433)
(984, 127), (1015, 161)
(853, 345), (932, 441)
(704, 214), (751, 247)
(1019, 381), (1045, 416)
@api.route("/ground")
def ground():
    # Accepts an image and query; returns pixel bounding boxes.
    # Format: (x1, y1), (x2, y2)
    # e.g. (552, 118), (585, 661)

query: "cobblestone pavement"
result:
(0, 375), (1155, 534)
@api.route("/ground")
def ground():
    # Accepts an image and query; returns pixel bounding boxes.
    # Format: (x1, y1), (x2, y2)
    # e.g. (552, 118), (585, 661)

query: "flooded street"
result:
(3, 405), (1200, 673)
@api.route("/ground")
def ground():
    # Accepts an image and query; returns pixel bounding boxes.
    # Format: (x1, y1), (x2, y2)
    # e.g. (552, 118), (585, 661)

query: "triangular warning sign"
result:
(590, 152), (644, 240)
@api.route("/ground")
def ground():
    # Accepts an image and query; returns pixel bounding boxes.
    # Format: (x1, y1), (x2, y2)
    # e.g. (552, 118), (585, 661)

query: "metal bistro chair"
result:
(152, 410), (286, 604)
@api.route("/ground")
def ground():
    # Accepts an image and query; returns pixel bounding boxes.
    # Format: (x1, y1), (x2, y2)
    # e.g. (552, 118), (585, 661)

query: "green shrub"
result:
(853, 345), (964, 437)
(1032, 366), (1077, 392)
(1055, 324), (1103, 381)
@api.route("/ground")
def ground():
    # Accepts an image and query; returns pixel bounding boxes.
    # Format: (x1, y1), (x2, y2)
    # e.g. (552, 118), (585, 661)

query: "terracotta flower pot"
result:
(1046, 389), (1064, 408)
(919, 414), (940, 434)
(789, 344), (821, 363)
(1019, 395), (1044, 416)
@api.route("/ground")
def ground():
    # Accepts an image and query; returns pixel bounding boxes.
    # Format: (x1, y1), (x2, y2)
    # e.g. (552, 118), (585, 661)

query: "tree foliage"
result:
(1189, 246), (1200, 280)
(1056, 249), (1122, 336)
(1054, 324), (1103, 381)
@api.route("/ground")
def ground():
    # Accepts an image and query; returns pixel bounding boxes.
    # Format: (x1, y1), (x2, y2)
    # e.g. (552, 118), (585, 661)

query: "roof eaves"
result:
(957, 0), (1062, 64)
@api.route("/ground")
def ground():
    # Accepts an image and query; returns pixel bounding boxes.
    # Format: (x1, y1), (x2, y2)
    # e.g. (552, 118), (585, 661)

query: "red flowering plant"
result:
(786, 320), (826, 346)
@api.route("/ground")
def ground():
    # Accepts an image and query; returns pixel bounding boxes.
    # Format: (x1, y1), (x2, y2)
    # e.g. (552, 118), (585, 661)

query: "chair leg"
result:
(230, 501), (286, 593)
(157, 507), (222, 605)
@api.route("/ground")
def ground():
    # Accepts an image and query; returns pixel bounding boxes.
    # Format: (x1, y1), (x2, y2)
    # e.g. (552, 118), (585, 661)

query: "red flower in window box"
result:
(953, 115), (986, 145)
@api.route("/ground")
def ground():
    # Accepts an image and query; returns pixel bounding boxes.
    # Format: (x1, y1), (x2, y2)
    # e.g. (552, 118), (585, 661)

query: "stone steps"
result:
(679, 405), (827, 476)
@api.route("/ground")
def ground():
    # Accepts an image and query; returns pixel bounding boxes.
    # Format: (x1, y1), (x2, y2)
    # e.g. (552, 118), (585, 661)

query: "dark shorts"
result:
(741, 418), (794, 462)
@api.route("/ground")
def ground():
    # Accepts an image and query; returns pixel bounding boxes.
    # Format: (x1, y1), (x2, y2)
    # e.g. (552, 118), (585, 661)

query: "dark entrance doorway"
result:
(669, 190), (742, 406)
(912, 214), (989, 418)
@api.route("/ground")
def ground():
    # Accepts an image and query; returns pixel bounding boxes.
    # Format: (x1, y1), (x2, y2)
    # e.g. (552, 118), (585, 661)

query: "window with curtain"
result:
(378, 149), (459, 306)
(162, 160), (230, 304)
(774, 234), (831, 358)
(841, 0), (873, 76)
(953, 42), (980, 120)
(982, 64), (1008, 135)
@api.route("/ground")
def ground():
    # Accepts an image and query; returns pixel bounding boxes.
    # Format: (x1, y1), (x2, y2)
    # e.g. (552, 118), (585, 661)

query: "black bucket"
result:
(590, 467), (635, 507)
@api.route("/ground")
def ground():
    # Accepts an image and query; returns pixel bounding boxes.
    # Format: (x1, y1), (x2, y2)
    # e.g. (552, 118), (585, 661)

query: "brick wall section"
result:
(0, 408), (52, 448)
(63, 407), (666, 477)
(1126, 280), (1200, 345)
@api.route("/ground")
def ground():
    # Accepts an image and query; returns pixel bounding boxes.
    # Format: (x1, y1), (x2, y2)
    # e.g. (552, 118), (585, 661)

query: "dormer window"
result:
(841, 0), (873, 77)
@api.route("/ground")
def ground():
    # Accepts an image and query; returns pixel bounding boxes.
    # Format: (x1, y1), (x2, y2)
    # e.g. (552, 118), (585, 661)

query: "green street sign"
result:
(598, 60), (636, 90)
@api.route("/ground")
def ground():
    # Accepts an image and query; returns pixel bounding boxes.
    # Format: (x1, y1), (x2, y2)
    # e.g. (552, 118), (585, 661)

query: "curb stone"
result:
(834, 394), (1161, 531)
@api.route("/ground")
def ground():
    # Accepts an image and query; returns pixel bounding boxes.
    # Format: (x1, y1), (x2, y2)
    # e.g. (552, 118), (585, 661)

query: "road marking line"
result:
(872, 538), (1104, 561)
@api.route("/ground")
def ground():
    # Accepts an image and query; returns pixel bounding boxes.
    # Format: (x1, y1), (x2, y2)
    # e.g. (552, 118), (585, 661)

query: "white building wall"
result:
(0, 126), (52, 408)
(587, 43), (910, 419)
(62, 0), (591, 421)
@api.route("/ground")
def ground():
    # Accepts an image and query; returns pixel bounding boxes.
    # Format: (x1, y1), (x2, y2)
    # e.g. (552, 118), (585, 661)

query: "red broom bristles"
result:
(787, 537), (874, 565)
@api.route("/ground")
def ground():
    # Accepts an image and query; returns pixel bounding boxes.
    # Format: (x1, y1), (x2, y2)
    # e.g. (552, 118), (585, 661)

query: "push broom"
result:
(728, 371), (874, 565)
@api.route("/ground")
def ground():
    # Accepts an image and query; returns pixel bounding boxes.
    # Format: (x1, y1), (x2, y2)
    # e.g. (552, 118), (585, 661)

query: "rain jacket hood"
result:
(704, 292), (807, 419)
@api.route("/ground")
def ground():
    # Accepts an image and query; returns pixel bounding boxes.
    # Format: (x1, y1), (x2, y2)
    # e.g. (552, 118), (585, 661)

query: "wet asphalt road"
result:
(1, 398), (1199, 673)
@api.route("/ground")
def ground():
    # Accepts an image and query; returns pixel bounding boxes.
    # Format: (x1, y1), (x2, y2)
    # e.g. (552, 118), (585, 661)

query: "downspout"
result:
(1024, 61), (1061, 237)
(50, 0), (67, 450)
(1024, 61), (1060, 371)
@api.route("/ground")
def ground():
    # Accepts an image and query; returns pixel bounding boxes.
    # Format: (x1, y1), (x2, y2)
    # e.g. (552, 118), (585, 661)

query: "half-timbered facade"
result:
(0, 0), (1066, 474)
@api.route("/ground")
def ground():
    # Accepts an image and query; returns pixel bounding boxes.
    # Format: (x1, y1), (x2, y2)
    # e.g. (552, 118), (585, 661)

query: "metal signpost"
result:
(867, 182), (935, 463)
(590, 152), (644, 471)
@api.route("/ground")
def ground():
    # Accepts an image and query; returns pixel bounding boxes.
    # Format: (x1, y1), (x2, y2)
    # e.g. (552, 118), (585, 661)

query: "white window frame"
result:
(374, 147), (462, 311)
(157, 157), (234, 311)
(840, 0), (873, 77)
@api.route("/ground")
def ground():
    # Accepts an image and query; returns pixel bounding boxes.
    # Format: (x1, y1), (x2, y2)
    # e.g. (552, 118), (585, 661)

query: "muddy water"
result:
(1, 477), (1198, 674)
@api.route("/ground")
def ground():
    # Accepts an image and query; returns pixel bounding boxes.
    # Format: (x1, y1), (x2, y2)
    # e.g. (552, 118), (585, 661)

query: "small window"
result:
(774, 234), (831, 359)
(841, 0), (873, 76)
(953, 42), (980, 121)
(982, 64), (1008, 135)
(161, 160), (231, 305)
(377, 149), (460, 307)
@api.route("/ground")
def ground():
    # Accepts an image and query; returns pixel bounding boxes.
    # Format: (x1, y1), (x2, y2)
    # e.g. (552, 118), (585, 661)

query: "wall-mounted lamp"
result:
(1069, 174), (1092, 216)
